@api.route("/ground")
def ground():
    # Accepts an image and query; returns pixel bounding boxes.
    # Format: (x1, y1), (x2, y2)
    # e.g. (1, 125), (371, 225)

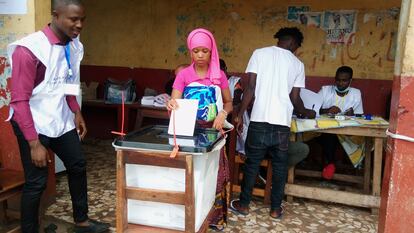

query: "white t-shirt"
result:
(318, 85), (364, 114)
(246, 46), (305, 127)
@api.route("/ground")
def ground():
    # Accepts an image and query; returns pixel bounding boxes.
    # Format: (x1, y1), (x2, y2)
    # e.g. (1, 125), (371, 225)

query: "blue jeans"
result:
(239, 121), (290, 210)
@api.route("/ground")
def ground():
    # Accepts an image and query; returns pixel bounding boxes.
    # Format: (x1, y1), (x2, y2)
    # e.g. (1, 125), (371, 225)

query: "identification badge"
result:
(64, 83), (80, 96)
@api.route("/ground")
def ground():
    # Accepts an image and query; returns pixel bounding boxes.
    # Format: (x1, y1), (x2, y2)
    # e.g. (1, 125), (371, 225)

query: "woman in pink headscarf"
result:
(167, 28), (233, 230)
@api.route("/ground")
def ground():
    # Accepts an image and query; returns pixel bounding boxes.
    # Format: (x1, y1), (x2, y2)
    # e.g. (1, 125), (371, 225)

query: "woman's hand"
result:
(166, 99), (179, 111)
(213, 110), (227, 130)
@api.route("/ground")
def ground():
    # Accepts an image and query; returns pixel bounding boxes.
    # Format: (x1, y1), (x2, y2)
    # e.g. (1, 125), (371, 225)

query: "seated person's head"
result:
(219, 59), (228, 75)
(174, 63), (189, 76)
(165, 64), (189, 95)
(335, 66), (353, 93)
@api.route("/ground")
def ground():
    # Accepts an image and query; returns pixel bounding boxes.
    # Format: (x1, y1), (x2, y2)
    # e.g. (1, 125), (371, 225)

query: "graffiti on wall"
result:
(0, 56), (11, 108)
(283, 6), (399, 76)
(173, 1), (399, 79)
(0, 31), (17, 108)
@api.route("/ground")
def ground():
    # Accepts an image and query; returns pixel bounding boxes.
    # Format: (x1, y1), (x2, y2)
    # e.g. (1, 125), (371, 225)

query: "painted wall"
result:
(0, 0), (36, 170)
(0, 0), (51, 169)
(81, 0), (400, 80)
(35, 0), (52, 31)
(0, 1), (55, 204)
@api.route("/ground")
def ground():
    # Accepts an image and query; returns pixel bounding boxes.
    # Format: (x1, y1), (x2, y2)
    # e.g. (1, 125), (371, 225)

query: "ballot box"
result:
(113, 125), (225, 233)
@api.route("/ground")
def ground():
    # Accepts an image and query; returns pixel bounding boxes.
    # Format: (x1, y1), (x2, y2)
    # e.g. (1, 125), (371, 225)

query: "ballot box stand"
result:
(112, 125), (225, 233)
(114, 125), (223, 233)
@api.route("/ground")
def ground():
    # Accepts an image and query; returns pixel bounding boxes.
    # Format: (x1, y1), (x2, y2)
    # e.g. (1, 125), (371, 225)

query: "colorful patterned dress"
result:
(183, 83), (230, 230)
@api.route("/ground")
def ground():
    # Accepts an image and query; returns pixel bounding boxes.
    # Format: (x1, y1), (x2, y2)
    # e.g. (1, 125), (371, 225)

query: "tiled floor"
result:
(42, 139), (378, 233)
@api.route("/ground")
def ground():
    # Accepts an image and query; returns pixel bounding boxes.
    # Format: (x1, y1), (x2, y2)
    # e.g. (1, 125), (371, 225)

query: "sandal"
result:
(229, 199), (249, 216)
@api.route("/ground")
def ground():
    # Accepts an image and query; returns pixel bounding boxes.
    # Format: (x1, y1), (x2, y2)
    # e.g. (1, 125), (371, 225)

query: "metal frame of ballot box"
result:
(115, 149), (213, 233)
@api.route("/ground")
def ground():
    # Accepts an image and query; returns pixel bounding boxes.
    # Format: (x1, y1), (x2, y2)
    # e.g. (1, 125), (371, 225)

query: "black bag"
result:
(103, 78), (136, 104)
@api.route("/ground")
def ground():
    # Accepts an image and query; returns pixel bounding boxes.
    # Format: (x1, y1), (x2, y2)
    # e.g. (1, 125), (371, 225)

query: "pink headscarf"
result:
(187, 28), (221, 85)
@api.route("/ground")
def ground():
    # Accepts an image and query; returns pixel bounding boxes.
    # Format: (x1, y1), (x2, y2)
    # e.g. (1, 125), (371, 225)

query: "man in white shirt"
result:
(318, 66), (364, 179)
(319, 66), (363, 116)
(230, 27), (315, 219)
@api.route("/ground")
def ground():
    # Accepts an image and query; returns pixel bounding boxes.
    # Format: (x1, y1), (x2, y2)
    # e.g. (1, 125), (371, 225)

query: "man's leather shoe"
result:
(73, 219), (110, 233)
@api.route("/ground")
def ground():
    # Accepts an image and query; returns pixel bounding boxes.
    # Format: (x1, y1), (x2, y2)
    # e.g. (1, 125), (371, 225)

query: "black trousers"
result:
(11, 121), (88, 233)
(319, 133), (339, 165)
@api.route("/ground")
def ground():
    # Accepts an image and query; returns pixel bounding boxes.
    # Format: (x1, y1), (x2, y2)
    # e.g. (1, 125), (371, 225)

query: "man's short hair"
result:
(273, 27), (304, 47)
(52, 0), (83, 11)
(336, 66), (353, 79)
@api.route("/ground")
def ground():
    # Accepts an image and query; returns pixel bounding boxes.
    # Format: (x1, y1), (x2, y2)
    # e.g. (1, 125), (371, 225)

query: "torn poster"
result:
(298, 12), (323, 27)
(323, 10), (357, 44)
(287, 6), (310, 22)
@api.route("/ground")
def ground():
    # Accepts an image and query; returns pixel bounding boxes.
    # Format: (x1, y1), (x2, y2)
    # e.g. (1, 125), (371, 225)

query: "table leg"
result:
(363, 138), (372, 194)
(371, 137), (384, 213)
(134, 110), (144, 130)
(264, 162), (272, 205)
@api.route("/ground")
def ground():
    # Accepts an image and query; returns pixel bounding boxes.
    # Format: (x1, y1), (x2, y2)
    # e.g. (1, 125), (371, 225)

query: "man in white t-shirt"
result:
(318, 66), (364, 179)
(230, 27), (315, 219)
(319, 66), (363, 116)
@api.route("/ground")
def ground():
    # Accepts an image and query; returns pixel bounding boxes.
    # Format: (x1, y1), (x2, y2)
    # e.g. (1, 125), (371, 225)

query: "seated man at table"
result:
(318, 66), (364, 179)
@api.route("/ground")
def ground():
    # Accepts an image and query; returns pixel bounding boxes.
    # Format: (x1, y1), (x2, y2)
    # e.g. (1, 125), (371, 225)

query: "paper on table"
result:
(168, 99), (199, 136)
(300, 89), (323, 117)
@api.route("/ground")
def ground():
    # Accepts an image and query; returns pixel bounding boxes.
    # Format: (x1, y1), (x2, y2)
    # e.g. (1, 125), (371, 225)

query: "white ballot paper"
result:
(168, 99), (199, 136)
(300, 88), (323, 117)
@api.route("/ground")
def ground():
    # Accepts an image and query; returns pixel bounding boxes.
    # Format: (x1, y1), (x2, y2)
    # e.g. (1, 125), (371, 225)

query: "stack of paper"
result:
(153, 94), (170, 108)
(141, 96), (155, 106)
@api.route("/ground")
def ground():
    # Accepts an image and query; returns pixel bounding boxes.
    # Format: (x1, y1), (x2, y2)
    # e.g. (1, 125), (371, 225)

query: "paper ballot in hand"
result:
(168, 99), (199, 136)
(300, 89), (323, 117)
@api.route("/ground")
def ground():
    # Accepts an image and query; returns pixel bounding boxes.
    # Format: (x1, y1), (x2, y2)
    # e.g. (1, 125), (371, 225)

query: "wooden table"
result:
(286, 124), (388, 212)
(133, 104), (169, 130)
(82, 100), (169, 137)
